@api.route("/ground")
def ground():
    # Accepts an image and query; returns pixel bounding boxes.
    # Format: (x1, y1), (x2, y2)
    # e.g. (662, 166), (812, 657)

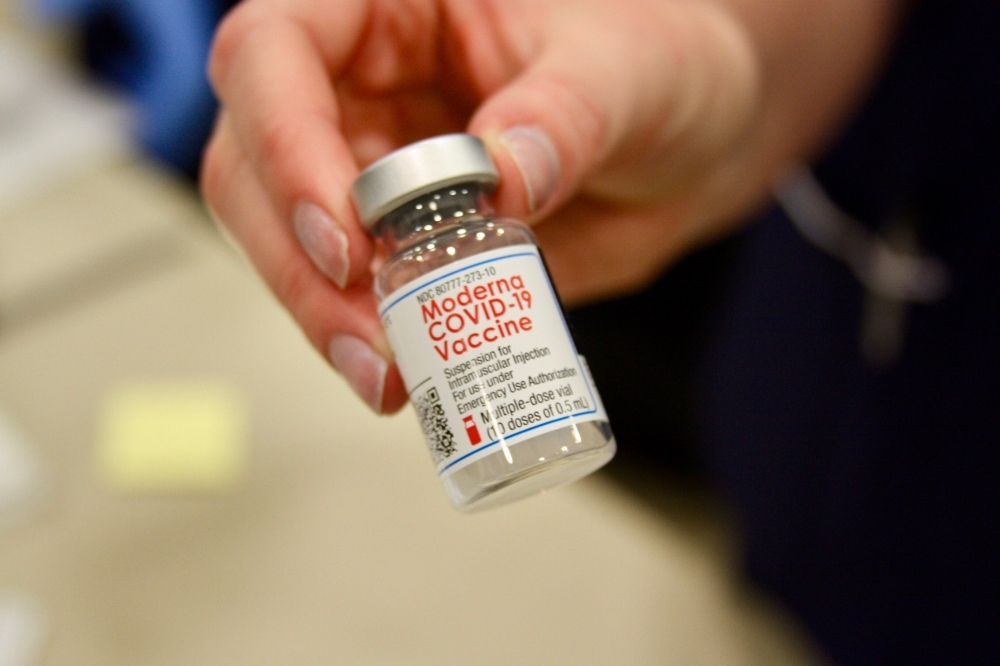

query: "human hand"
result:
(201, 0), (896, 413)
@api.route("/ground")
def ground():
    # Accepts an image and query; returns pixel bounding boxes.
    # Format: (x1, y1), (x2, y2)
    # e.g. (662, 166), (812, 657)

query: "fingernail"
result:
(328, 334), (387, 412)
(293, 202), (350, 289)
(498, 125), (560, 212)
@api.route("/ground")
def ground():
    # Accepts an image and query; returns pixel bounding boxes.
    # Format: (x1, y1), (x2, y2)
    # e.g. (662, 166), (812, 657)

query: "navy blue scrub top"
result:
(703, 0), (1000, 663)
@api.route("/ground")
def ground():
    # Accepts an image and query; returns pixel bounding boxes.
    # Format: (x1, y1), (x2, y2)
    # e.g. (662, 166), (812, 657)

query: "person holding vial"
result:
(200, 0), (999, 663)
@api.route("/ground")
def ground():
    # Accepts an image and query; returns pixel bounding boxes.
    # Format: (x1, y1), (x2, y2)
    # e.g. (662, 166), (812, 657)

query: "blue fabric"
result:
(703, 1), (1000, 663)
(35, 0), (219, 172)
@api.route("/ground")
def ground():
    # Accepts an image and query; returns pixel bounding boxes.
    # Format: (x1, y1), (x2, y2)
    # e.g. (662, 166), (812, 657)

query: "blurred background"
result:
(0, 0), (842, 664)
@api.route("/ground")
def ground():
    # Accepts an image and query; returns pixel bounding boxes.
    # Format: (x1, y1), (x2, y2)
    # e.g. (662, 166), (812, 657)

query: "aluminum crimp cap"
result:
(350, 134), (499, 231)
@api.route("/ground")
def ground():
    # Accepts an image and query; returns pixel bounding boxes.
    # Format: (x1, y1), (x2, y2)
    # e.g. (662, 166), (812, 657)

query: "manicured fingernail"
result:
(328, 334), (387, 412)
(293, 202), (350, 288)
(498, 125), (560, 212)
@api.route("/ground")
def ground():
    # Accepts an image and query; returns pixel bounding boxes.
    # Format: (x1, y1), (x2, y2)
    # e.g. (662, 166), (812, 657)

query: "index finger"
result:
(208, 0), (373, 286)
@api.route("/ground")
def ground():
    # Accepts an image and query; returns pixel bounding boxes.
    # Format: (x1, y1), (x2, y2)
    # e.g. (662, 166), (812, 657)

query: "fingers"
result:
(468, 1), (759, 221)
(201, 0), (761, 412)
(201, 116), (407, 414)
(208, 0), (373, 288)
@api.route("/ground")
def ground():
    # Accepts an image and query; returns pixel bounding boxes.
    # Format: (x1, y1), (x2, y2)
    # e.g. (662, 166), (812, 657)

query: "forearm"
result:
(697, 0), (905, 223)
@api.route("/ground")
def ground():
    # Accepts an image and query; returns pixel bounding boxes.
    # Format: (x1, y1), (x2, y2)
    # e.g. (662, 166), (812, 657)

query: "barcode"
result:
(413, 386), (456, 463)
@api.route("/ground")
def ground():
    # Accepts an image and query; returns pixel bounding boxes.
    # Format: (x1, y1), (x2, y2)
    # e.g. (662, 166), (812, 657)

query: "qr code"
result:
(413, 386), (457, 463)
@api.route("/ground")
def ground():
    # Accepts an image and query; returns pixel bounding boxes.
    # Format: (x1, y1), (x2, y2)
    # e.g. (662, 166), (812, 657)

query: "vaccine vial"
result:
(351, 134), (615, 512)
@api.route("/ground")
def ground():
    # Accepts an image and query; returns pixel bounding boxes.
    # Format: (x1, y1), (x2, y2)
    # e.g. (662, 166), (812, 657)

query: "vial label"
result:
(379, 244), (607, 478)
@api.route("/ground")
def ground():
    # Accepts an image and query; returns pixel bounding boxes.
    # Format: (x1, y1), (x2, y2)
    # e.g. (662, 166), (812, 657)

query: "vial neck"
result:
(374, 183), (494, 256)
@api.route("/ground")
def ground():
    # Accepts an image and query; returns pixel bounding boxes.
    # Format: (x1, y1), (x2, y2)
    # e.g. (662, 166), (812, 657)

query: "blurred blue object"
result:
(33, 0), (222, 174)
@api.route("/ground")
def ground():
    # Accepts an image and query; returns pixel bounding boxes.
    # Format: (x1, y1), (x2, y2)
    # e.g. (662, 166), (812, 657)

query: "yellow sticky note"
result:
(97, 381), (248, 493)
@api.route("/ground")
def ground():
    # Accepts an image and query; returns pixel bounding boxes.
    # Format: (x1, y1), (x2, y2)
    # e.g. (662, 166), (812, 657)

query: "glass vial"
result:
(351, 134), (615, 512)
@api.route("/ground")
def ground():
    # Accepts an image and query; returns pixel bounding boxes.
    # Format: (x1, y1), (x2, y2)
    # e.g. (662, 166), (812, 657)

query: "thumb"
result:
(467, 3), (758, 220)
(469, 59), (610, 220)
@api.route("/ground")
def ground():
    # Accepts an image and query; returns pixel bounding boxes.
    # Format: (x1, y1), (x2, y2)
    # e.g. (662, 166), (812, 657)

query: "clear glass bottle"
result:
(352, 134), (615, 512)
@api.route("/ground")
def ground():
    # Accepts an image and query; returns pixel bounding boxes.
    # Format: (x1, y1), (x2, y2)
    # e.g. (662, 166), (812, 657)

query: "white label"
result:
(379, 244), (607, 478)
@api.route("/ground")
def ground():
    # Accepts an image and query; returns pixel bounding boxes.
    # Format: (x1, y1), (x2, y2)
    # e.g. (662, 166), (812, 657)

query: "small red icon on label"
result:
(463, 415), (482, 445)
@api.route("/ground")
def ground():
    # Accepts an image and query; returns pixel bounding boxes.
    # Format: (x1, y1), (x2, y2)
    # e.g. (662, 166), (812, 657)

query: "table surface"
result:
(0, 160), (826, 666)
(0, 16), (824, 664)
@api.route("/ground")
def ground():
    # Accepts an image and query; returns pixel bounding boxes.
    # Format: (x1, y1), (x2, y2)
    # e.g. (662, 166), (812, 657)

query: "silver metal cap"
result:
(351, 134), (499, 230)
